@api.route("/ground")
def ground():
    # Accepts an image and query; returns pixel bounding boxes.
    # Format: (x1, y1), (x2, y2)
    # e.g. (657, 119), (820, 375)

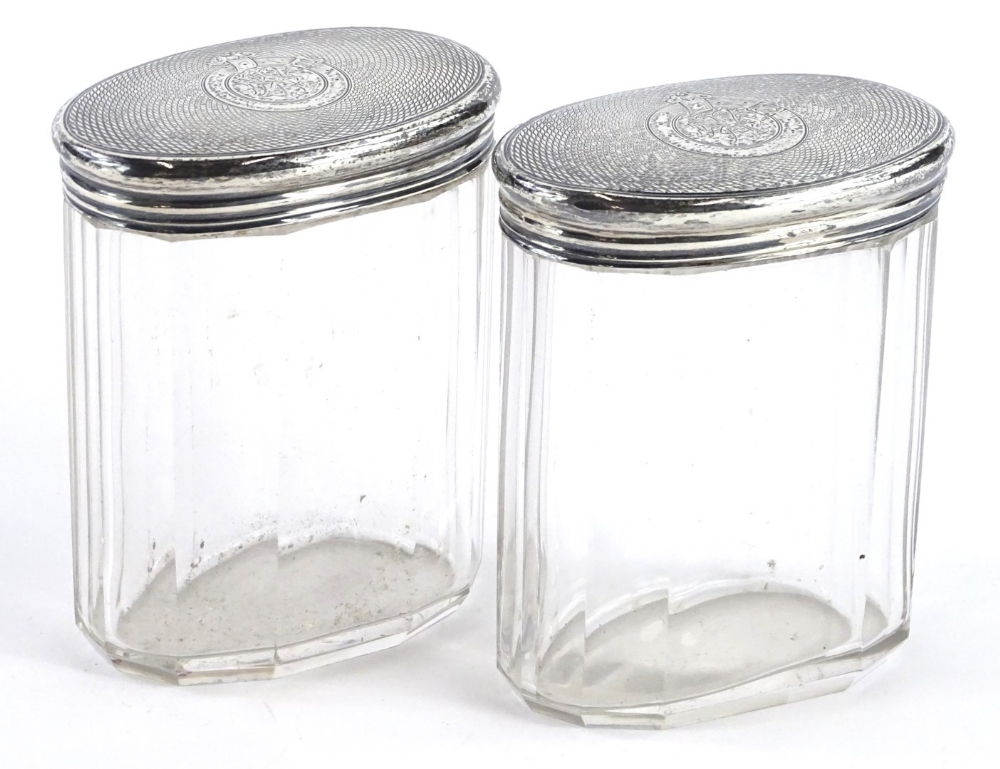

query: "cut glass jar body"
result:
(497, 219), (936, 726)
(56, 27), (499, 684)
(66, 169), (494, 683)
(493, 73), (951, 727)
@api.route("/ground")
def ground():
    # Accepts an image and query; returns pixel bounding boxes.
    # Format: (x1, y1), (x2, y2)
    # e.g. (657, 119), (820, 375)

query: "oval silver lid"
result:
(54, 28), (500, 237)
(493, 74), (953, 269)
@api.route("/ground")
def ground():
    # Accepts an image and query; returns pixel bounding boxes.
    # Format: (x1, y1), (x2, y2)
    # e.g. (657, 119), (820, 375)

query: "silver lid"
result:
(54, 28), (500, 236)
(493, 74), (953, 269)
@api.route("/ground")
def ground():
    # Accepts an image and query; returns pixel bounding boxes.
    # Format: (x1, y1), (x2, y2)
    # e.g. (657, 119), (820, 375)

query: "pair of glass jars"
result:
(54, 28), (953, 727)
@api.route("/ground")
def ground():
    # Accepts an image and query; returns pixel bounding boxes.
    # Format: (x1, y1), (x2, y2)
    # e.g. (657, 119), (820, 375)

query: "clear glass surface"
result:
(497, 219), (937, 727)
(65, 167), (493, 683)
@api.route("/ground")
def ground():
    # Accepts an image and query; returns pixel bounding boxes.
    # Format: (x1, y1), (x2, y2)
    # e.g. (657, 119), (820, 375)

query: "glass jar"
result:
(492, 75), (953, 727)
(54, 28), (499, 683)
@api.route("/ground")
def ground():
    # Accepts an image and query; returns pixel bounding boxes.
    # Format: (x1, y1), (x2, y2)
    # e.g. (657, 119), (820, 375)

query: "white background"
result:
(1, 1), (997, 766)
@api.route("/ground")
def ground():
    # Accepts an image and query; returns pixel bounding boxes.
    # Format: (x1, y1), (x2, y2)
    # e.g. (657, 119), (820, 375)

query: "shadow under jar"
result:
(53, 28), (499, 684)
(492, 75), (953, 727)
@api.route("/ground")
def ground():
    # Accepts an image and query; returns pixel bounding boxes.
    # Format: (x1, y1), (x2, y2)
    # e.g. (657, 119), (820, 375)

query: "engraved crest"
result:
(204, 52), (349, 111)
(648, 92), (805, 157)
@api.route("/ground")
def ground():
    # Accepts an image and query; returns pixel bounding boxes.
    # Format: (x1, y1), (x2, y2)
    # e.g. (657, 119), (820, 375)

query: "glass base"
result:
(507, 587), (905, 728)
(79, 536), (466, 684)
